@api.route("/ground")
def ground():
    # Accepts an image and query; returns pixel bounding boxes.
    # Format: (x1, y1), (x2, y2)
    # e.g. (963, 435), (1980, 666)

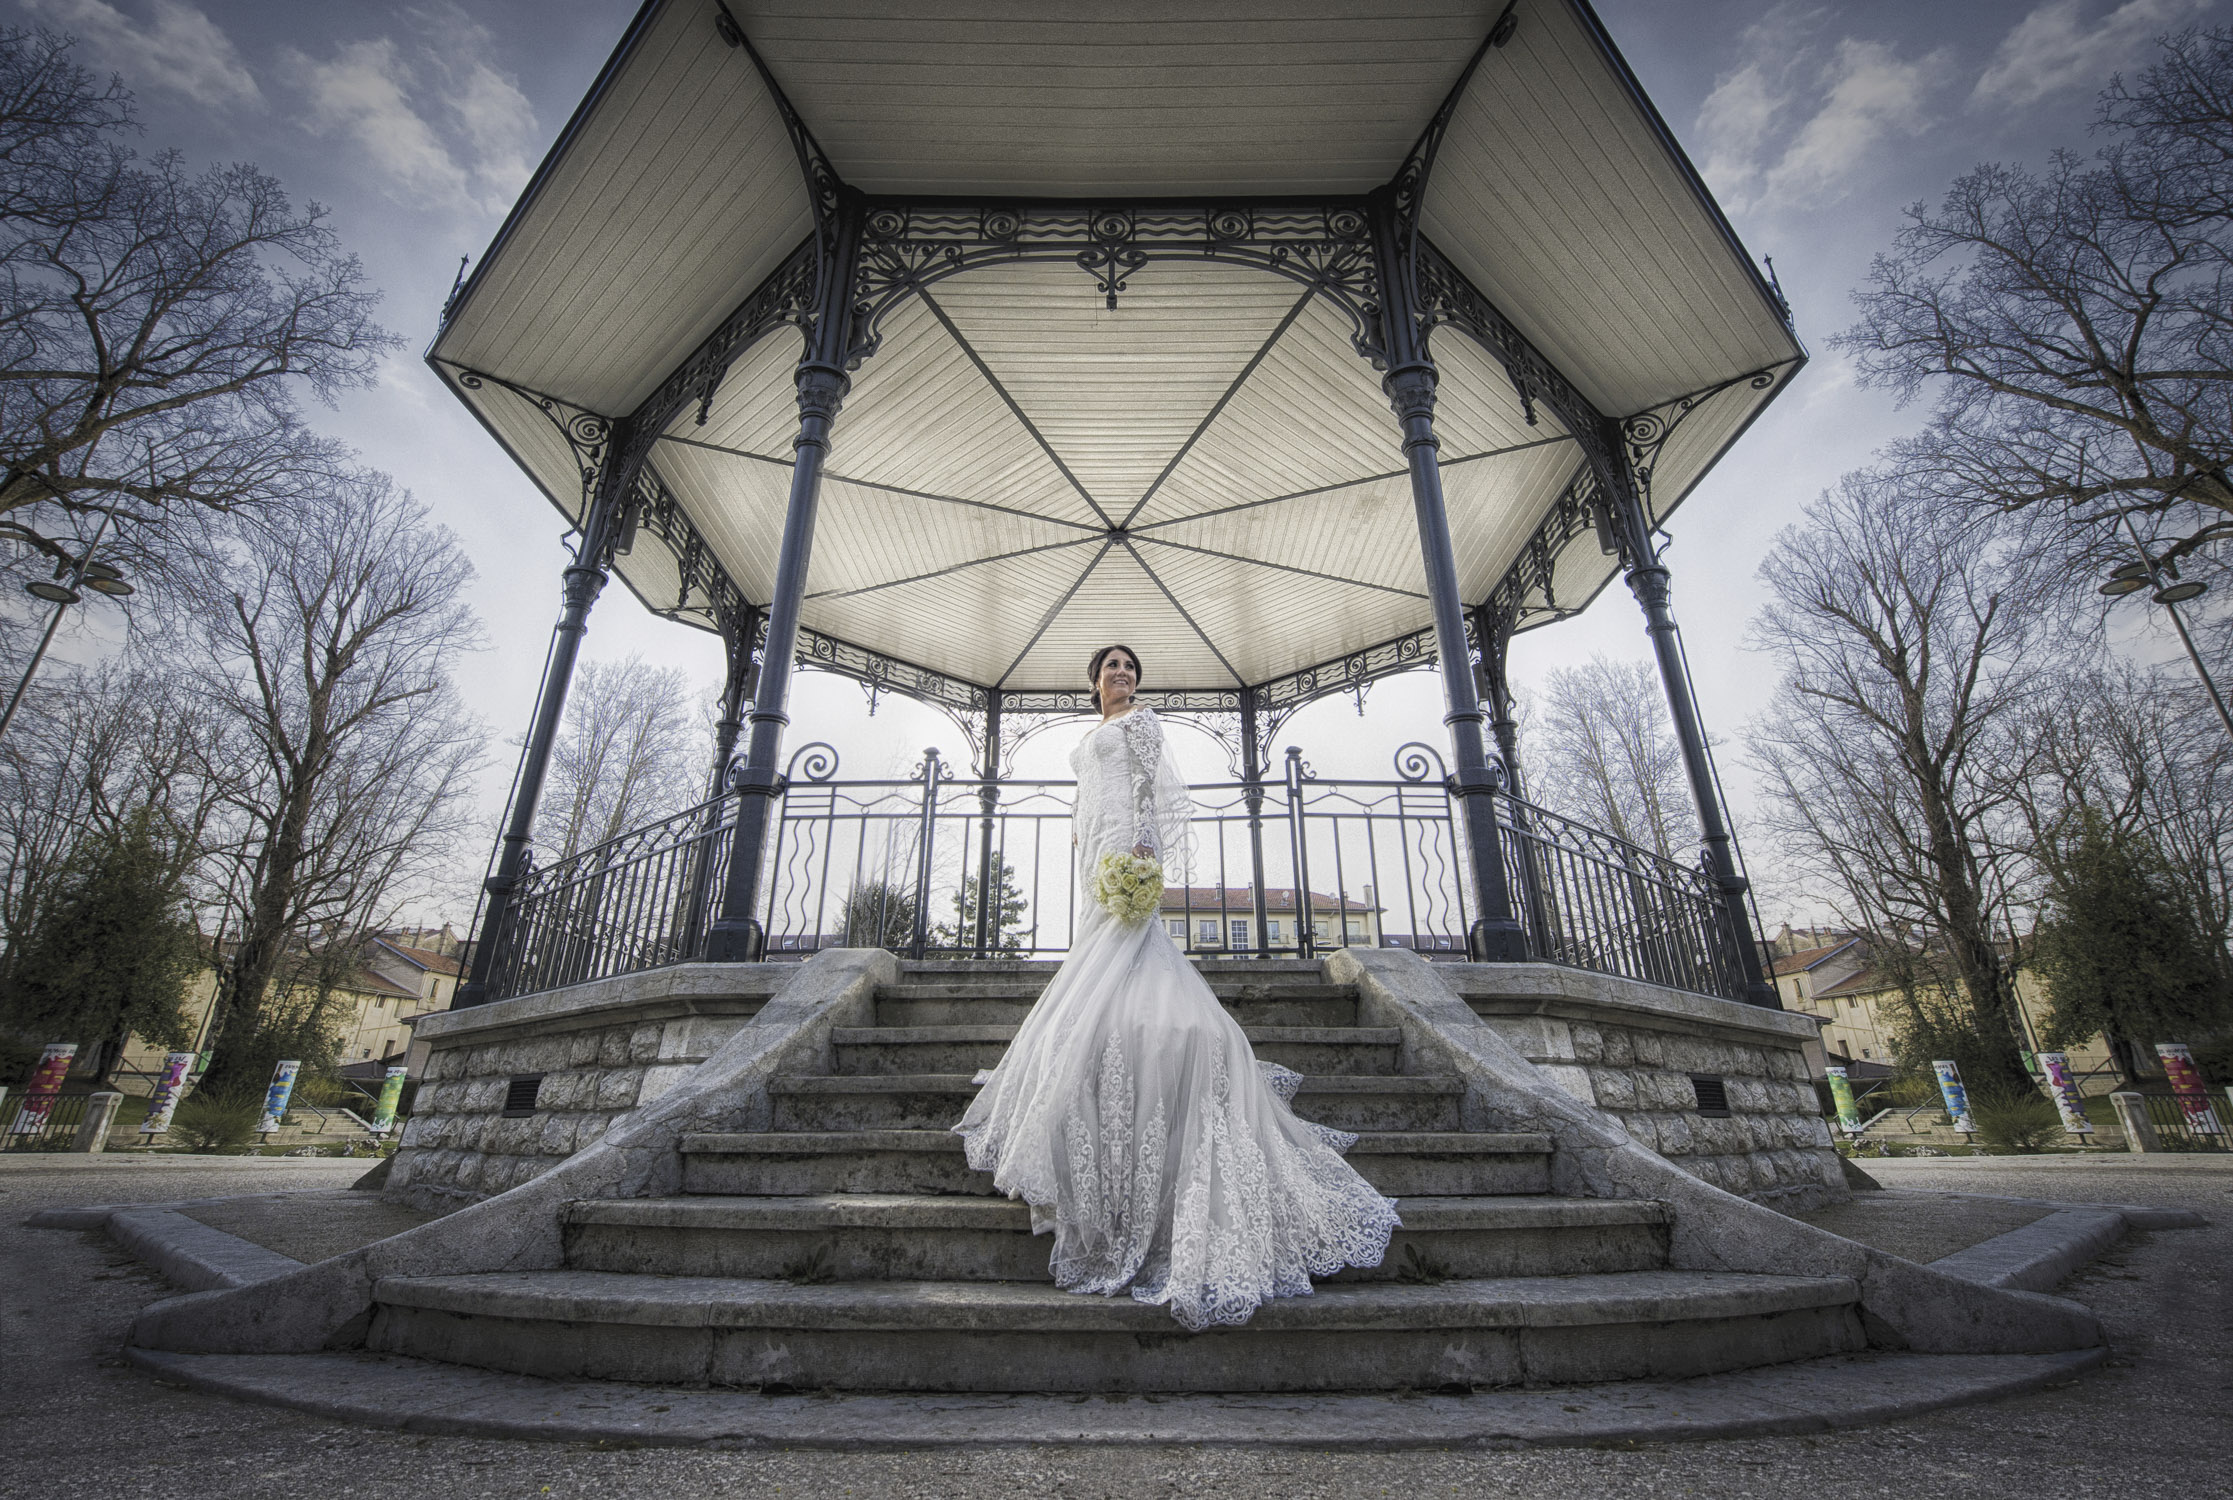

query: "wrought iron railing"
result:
(477, 794), (737, 1000)
(475, 742), (1751, 1004)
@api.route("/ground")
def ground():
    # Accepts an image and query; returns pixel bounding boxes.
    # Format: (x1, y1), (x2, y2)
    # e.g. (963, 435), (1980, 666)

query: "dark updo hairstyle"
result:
(1087, 644), (1142, 710)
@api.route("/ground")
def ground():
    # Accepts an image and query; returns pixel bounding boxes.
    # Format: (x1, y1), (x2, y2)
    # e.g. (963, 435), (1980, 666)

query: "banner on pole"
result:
(2156, 1043), (2225, 1135)
(371, 1066), (408, 1134)
(2036, 1052), (2094, 1135)
(1825, 1066), (1861, 1133)
(139, 1052), (197, 1136)
(256, 1060), (301, 1136)
(1931, 1059), (1973, 1134)
(9, 1043), (77, 1134)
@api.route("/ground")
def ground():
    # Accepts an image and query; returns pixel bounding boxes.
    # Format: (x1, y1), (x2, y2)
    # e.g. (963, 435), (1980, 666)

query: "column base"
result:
(705, 919), (765, 964)
(1469, 918), (1528, 963)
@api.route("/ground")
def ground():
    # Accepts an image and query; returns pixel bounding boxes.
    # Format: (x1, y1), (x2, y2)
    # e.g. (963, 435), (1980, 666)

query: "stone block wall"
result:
(1448, 965), (1843, 1210)
(386, 966), (782, 1210)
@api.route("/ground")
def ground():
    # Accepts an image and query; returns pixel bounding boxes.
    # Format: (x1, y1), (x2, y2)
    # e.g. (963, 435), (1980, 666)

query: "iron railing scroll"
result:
(474, 743), (1757, 1005)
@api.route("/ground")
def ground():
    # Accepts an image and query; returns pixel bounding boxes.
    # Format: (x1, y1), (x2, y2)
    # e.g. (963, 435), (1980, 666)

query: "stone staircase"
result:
(365, 959), (1867, 1392)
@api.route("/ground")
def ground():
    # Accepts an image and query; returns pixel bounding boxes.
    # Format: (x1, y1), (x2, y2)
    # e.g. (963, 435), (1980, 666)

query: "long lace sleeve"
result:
(1119, 708), (1194, 878)
(1119, 707), (1163, 855)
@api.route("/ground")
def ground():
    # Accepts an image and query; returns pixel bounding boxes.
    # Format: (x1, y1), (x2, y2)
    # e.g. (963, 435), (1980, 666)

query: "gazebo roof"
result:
(430, 0), (1803, 707)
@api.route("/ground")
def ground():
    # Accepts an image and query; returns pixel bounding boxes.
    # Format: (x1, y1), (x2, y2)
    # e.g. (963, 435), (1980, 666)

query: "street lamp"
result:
(2102, 516), (2232, 745)
(0, 515), (130, 742)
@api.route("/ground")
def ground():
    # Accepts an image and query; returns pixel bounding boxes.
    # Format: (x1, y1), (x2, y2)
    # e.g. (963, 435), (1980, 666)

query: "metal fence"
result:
(1, 1091), (89, 1151)
(476, 740), (1750, 1005)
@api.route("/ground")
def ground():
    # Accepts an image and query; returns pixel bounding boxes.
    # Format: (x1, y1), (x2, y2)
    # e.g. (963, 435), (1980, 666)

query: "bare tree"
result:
(0, 27), (388, 580)
(535, 654), (707, 861)
(0, 657), (228, 955)
(1745, 473), (2077, 1096)
(155, 474), (484, 1092)
(2008, 658), (2233, 971)
(1837, 27), (2233, 574)
(1525, 654), (1697, 861)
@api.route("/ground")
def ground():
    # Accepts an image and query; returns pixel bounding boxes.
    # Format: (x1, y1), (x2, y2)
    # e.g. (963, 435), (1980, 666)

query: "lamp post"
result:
(2098, 515), (2233, 745)
(0, 514), (134, 743)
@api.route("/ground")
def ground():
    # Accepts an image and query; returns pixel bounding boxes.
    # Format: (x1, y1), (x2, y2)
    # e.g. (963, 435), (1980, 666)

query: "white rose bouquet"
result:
(1089, 850), (1163, 926)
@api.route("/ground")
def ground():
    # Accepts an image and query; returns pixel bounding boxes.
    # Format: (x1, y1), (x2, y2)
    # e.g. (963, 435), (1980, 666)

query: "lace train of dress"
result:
(951, 708), (1399, 1330)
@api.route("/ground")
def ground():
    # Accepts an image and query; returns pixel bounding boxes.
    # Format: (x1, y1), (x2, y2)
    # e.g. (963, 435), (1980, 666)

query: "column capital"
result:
(1382, 361), (1438, 425)
(1624, 561), (1672, 613)
(795, 361), (850, 428)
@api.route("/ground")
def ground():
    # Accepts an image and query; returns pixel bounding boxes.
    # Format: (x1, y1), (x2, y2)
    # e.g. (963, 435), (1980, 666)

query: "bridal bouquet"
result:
(1089, 850), (1164, 926)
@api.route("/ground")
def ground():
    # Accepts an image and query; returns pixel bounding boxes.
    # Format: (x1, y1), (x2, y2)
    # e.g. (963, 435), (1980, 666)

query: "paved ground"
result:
(2, 1152), (2228, 1500)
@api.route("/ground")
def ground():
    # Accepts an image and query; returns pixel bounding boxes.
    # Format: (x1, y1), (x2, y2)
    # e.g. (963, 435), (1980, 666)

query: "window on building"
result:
(360, 1048), (372, 1059)
(1313, 921), (1328, 939)
(1199, 919), (1217, 944)
(1861, 1048), (1872, 1059)
(1267, 920), (1282, 942)
(1229, 919), (1249, 949)
(1167, 919), (1185, 939)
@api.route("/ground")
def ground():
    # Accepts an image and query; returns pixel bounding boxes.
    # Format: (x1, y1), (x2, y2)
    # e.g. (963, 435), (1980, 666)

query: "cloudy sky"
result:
(10, 0), (2218, 922)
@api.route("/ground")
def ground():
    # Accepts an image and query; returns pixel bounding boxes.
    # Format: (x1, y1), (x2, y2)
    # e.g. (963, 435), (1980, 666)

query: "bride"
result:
(953, 644), (1399, 1329)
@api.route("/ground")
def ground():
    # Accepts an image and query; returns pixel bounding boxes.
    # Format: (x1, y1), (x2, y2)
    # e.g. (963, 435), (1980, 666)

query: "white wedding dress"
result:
(952, 706), (1399, 1329)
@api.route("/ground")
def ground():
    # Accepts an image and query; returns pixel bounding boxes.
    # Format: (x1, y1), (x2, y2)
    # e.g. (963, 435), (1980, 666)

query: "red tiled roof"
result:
(375, 938), (464, 976)
(339, 970), (421, 1001)
(1770, 939), (1857, 976)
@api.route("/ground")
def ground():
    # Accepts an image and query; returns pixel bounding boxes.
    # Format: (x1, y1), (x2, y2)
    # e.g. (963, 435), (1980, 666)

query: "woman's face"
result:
(1096, 650), (1138, 707)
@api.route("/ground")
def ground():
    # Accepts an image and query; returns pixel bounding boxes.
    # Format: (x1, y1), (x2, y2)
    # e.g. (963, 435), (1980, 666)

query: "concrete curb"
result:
(1902, 1190), (2208, 1234)
(103, 1208), (303, 1292)
(122, 1344), (2107, 1449)
(1930, 1209), (2127, 1293)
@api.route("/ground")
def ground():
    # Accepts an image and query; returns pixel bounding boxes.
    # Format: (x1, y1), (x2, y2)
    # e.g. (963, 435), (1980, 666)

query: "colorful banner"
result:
(8, 1043), (77, 1135)
(2036, 1052), (2094, 1135)
(371, 1066), (408, 1134)
(2156, 1043), (2225, 1135)
(1932, 1059), (1974, 1134)
(1825, 1066), (1861, 1133)
(139, 1052), (197, 1136)
(255, 1059), (301, 1136)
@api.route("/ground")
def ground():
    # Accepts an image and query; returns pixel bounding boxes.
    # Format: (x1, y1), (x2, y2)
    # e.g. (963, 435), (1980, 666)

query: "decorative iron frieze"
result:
(847, 200), (1381, 368)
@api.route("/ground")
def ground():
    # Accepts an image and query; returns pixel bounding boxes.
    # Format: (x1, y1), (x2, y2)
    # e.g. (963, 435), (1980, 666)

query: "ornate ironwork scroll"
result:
(1620, 366), (1781, 516)
(452, 369), (611, 511)
(847, 200), (1381, 368)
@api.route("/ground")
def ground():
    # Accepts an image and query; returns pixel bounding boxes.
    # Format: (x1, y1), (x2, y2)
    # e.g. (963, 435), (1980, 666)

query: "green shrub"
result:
(1970, 1091), (2064, 1153)
(168, 1090), (262, 1153)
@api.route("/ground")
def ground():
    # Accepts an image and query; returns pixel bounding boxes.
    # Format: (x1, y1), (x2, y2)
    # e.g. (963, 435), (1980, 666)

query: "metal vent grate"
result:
(1690, 1075), (1731, 1117)
(502, 1075), (543, 1117)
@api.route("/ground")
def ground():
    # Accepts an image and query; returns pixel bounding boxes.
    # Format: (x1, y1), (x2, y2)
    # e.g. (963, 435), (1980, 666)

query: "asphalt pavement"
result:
(2, 1151), (2227, 1500)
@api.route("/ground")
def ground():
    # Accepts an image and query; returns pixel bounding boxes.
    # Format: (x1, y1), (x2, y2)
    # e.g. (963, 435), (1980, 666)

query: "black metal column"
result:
(456, 455), (630, 1006)
(709, 604), (763, 798)
(973, 700), (1002, 956)
(707, 193), (866, 962)
(1470, 603), (1523, 797)
(1240, 691), (1272, 956)
(1602, 466), (1776, 1006)
(1369, 193), (1525, 962)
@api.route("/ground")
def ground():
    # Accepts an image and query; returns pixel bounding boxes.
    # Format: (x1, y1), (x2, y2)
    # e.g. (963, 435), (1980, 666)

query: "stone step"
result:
(767, 1074), (1466, 1133)
(828, 1025), (1403, 1076)
(559, 1194), (1669, 1283)
(368, 1268), (1865, 1393)
(875, 979), (1359, 1028)
(678, 1130), (1556, 1198)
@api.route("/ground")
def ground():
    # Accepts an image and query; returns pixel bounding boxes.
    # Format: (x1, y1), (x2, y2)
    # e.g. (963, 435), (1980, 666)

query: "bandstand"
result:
(119, 0), (2108, 1428)
(431, 0), (1804, 1011)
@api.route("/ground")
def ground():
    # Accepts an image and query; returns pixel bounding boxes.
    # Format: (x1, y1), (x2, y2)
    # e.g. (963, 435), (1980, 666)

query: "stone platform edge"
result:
(119, 949), (897, 1357)
(1326, 949), (2106, 1357)
(121, 1344), (2108, 1450)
